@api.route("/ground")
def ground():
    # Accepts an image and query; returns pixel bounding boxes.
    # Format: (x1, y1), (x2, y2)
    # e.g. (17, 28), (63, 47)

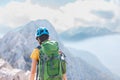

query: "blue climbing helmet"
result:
(35, 27), (49, 38)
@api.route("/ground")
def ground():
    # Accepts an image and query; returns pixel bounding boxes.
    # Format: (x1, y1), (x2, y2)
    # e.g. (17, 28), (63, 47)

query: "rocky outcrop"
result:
(0, 59), (30, 80)
(0, 59), (12, 69)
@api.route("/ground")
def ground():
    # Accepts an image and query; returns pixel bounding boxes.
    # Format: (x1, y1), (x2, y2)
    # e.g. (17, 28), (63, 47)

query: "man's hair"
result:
(38, 34), (49, 44)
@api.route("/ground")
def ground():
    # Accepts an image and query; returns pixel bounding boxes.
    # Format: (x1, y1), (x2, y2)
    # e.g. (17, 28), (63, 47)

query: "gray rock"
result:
(0, 59), (30, 80)
(0, 59), (12, 69)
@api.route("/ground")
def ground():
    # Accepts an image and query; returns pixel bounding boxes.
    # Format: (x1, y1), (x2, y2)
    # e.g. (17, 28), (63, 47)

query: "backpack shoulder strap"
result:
(36, 45), (41, 80)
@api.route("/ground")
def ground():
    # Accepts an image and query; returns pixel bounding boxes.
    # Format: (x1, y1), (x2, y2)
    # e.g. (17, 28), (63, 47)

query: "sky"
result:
(0, 0), (119, 37)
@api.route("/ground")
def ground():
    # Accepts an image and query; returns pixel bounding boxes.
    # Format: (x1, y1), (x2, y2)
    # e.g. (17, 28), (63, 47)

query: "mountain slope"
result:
(0, 20), (118, 80)
(67, 47), (110, 72)
(63, 34), (120, 78)
(67, 47), (120, 80)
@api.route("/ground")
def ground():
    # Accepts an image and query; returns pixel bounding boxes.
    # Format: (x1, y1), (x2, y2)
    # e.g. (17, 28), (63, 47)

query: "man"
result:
(30, 27), (67, 80)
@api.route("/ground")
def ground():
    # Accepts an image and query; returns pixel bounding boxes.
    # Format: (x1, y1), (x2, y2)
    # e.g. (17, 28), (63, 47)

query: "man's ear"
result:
(37, 38), (40, 41)
(38, 38), (41, 43)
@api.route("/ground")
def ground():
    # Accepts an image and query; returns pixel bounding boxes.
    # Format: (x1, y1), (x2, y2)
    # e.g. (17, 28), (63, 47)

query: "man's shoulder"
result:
(36, 46), (41, 49)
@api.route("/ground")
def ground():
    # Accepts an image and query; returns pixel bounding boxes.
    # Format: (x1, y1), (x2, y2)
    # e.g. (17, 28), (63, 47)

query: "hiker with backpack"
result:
(30, 27), (67, 80)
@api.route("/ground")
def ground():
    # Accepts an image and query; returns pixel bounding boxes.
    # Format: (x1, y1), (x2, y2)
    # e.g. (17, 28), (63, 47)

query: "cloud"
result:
(0, 0), (25, 6)
(0, 0), (69, 31)
(0, 0), (119, 33)
(91, 10), (114, 20)
(0, 24), (12, 37)
(30, 0), (77, 8)
(61, 0), (119, 26)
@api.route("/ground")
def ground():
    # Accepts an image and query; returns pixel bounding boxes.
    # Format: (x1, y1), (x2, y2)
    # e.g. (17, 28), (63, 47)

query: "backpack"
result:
(37, 40), (66, 80)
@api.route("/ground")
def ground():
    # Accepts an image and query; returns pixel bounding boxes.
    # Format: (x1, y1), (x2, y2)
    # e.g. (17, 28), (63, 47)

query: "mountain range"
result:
(0, 19), (119, 80)
(60, 26), (120, 41)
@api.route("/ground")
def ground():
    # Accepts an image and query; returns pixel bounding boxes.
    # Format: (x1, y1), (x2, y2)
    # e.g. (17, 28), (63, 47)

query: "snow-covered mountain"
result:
(0, 19), (60, 70)
(62, 34), (120, 77)
(0, 19), (118, 80)
(67, 47), (110, 72)
(60, 26), (118, 41)
(67, 47), (120, 80)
